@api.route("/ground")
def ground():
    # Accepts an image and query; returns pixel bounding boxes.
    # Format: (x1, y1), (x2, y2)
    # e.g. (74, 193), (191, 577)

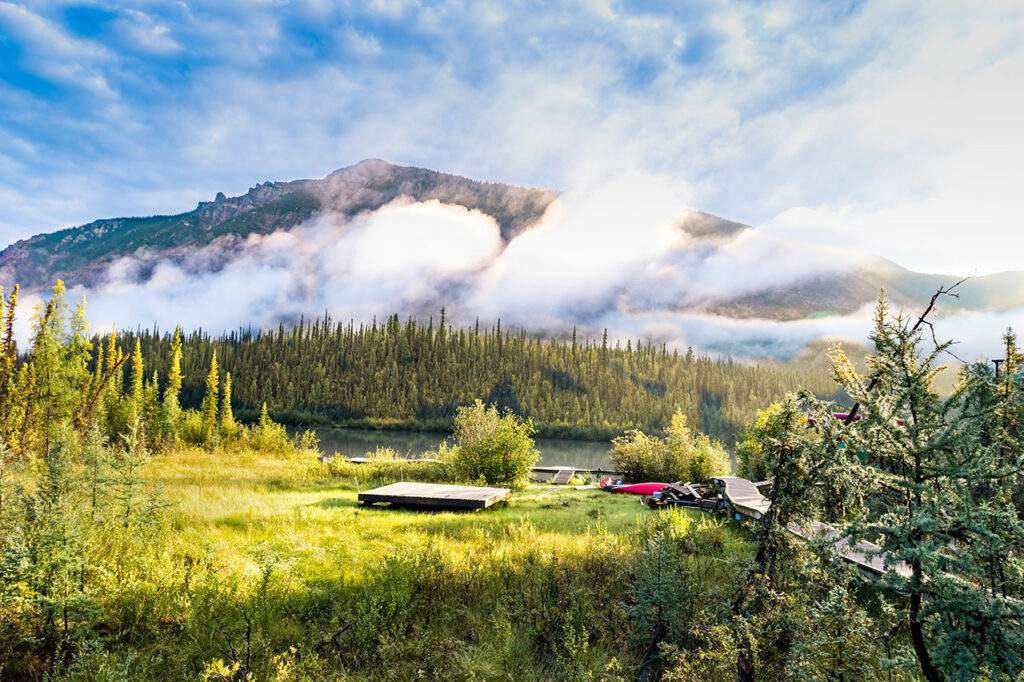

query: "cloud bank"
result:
(59, 182), (1020, 363)
(2, 1), (1024, 275)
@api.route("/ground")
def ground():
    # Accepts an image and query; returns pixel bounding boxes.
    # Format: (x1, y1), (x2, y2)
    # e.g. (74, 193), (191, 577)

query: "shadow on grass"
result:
(312, 498), (354, 509)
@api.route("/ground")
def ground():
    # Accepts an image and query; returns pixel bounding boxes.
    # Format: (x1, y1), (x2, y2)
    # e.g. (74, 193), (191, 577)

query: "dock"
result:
(550, 467), (575, 484)
(358, 482), (511, 510)
(342, 459), (621, 477)
(714, 476), (772, 519)
(713, 475), (911, 581)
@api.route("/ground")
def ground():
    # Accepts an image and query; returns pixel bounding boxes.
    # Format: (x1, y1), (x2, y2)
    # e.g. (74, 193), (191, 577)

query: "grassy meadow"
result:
(5, 445), (751, 681)
(151, 447), (658, 587)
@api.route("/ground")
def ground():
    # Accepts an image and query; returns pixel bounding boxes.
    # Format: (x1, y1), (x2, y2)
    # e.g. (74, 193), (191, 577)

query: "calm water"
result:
(299, 427), (614, 470)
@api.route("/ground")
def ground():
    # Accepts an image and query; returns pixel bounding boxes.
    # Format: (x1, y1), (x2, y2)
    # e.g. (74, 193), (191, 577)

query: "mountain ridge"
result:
(0, 159), (559, 290)
(3, 159), (1023, 327)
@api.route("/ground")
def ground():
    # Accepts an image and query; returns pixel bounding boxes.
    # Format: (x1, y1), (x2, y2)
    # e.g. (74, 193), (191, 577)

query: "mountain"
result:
(702, 258), (1024, 321)
(2, 159), (1022, 341)
(0, 159), (557, 290)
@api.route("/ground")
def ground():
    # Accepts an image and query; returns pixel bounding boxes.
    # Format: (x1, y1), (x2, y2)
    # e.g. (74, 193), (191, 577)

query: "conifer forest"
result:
(119, 311), (842, 444)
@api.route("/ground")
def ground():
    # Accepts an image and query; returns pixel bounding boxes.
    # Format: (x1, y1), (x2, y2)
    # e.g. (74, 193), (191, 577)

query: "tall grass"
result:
(2, 445), (752, 680)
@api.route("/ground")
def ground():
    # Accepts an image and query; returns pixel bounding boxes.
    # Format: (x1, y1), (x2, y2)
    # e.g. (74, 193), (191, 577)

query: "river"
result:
(298, 426), (614, 470)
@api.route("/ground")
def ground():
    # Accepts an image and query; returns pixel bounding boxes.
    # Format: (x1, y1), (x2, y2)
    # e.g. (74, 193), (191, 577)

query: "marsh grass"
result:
(7, 446), (750, 680)
(147, 448), (653, 584)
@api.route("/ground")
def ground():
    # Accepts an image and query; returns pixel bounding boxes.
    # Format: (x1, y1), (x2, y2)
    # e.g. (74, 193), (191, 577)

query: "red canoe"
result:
(609, 482), (668, 495)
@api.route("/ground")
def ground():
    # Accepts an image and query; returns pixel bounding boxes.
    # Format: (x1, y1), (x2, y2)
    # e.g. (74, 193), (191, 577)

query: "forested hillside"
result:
(118, 313), (842, 443)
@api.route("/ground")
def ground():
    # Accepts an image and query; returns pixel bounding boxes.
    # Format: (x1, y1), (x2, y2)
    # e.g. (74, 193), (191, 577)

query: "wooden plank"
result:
(346, 458), (442, 464)
(530, 466), (623, 475)
(358, 482), (511, 509)
(788, 519), (913, 580)
(715, 476), (771, 519)
(551, 468), (575, 484)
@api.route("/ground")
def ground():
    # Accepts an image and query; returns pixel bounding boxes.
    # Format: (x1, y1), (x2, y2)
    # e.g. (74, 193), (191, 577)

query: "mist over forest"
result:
(6, 162), (1021, 364)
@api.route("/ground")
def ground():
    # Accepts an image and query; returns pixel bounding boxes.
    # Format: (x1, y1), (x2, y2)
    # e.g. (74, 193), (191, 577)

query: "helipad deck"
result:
(358, 482), (511, 509)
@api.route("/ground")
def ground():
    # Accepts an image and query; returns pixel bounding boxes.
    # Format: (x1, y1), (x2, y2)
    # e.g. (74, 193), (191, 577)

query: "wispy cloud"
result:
(0, 2), (115, 96)
(59, 183), (1008, 362)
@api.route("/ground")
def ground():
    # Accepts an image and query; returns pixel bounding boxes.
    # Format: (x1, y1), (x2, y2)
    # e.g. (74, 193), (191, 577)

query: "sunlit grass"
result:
(0, 444), (752, 679)
(147, 447), (658, 584)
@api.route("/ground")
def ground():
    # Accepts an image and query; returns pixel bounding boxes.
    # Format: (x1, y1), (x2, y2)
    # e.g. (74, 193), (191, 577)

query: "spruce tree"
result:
(200, 350), (219, 450)
(161, 327), (183, 443)
(143, 371), (160, 451)
(108, 418), (151, 529)
(0, 286), (17, 434)
(220, 371), (237, 443)
(81, 426), (108, 524)
(23, 432), (86, 645)
(826, 296), (1024, 680)
(128, 338), (145, 430)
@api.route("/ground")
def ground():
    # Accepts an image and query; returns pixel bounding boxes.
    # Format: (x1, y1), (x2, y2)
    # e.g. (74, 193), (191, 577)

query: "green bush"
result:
(450, 400), (540, 489)
(610, 410), (730, 482)
(607, 428), (671, 482)
(177, 408), (206, 446)
(735, 401), (788, 482)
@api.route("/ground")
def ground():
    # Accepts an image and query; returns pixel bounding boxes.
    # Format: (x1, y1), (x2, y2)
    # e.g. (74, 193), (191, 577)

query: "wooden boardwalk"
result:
(714, 476), (771, 519)
(358, 482), (511, 509)
(550, 468), (575, 484)
(788, 519), (912, 580)
(714, 475), (912, 581)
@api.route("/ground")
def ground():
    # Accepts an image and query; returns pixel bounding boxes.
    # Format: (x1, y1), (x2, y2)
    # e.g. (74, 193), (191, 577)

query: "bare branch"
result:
(845, 278), (972, 425)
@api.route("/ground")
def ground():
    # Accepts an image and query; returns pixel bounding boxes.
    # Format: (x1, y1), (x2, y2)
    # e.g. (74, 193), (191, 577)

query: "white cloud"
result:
(115, 10), (182, 55)
(3, 0), (1024, 285)
(0, 2), (116, 97)
(343, 28), (381, 56)
(471, 173), (688, 318)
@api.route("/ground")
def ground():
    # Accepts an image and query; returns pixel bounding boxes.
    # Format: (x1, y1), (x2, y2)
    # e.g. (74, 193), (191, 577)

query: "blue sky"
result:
(1, 0), (1022, 274)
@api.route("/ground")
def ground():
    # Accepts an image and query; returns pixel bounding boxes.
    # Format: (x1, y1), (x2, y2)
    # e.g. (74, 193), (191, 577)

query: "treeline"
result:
(118, 311), (841, 444)
(0, 281), (301, 460)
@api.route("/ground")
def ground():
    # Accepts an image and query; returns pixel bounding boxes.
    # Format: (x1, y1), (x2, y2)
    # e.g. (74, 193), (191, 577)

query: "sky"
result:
(1, 0), (1023, 276)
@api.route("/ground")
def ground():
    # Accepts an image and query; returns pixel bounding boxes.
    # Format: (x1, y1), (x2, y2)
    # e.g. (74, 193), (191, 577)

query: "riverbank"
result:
(243, 408), (636, 442)
(298, 425), (616, 471)
(81, 446), (743, 680)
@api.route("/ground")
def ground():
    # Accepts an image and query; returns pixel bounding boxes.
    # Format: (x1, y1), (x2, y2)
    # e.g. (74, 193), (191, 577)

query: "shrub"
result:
(608, 429), (670, 482)
(177, 409), (206, 447)
(322, 445), (456, 485)
(735, 402), (789, 482)
(611, 410), (730, 482)
(450, 400), (540, 489)
(248, 403), (295, 455)
(665, 412), (731, 482)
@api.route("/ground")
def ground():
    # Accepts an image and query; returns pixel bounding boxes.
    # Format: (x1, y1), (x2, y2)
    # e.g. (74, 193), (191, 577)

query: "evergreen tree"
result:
(161, 327), (183, 443)
(826, 296), (1024, 680)
(143, 371), (160, 451)
(128, 338), (145, 429)
(0, 286), (18, 437)
(200, 351), (219, 450)
(13, 363), (38, 455)
(220, 371), (237, 443)
(108, 418), (151, 529)
(28, 282), (92, 453)
(23, 432), (87, 646)
(111, 312), (841, 444)
(81, 426), (108, 524)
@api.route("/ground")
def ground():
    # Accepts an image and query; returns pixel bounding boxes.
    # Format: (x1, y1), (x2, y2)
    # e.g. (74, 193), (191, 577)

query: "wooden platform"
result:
(713, 475), (912, 581)
(358, 482), (511, 509)
(788, 519), (913, 580)
(714, 476), (772, 519)
(550, 468), (575, 484)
